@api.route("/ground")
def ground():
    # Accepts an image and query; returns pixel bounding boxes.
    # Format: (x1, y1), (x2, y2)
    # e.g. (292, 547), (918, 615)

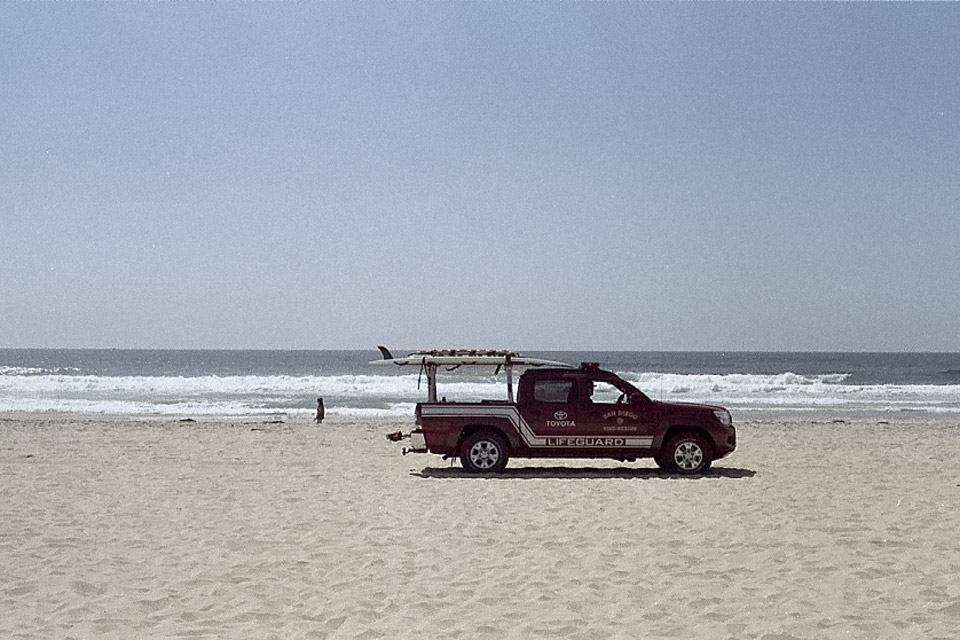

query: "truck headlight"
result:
(714, 409), (732, 426)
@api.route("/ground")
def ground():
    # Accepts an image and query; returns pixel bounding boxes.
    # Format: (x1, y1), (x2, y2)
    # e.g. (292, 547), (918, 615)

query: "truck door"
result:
(576, 374), (657, 450)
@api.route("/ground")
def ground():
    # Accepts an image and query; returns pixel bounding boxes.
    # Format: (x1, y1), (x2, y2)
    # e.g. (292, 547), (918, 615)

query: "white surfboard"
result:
(370, 348), (571, 368)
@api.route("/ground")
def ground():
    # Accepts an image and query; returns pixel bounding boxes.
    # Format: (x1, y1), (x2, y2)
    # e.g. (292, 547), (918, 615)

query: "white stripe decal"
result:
(419, 405), (653, 448)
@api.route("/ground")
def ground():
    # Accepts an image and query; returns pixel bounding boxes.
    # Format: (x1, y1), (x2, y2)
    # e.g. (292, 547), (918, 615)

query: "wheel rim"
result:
(673, 441), (704, 471)
(469, 440), (500, 469)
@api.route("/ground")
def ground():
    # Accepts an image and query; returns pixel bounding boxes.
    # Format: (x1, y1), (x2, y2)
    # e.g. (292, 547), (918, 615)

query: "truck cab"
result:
(518, 363), (656, 446)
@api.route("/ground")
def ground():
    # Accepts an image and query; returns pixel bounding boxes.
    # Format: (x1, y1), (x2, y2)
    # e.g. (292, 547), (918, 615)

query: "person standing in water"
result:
(315, 397), (325, 423)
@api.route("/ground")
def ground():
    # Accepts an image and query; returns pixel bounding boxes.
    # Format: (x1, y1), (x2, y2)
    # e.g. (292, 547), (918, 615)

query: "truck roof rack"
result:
(370, 347), (573, 402)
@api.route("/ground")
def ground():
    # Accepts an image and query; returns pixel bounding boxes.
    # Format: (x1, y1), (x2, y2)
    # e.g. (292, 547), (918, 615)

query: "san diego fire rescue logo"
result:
(602, 409), (639, 425)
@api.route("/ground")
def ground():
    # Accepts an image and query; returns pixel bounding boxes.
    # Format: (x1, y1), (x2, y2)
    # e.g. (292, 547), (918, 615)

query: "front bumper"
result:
(715, 426), (737, 458)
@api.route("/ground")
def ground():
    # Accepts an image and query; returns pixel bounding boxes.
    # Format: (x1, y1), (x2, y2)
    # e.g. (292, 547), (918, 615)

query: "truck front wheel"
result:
(460, 431), (509, 473)
(659, 432), (713, 475)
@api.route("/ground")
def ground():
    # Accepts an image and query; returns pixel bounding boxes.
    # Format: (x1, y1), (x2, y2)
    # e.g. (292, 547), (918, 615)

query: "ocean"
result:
(1, 349), (959, 417)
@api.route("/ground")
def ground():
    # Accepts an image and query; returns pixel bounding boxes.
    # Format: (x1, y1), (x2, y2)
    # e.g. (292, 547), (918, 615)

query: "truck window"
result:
(588, 380), (623, 404)
(533, 379), (574, 403)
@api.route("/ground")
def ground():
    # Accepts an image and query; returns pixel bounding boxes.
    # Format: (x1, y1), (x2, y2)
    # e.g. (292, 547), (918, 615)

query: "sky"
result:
(2, 2), (959, 352)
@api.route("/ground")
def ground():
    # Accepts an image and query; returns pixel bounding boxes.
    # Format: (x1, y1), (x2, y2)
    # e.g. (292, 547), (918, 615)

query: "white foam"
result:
(0, 373), (504, 398)
(329, 403), (418, 418)
(1, 370), (957, 416)
(622, 371), (960, 411)
(0, 366), (53, 376)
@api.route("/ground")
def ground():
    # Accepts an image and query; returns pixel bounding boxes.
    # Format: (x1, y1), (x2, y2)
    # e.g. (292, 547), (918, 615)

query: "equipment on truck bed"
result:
(370, 347), (571, 402)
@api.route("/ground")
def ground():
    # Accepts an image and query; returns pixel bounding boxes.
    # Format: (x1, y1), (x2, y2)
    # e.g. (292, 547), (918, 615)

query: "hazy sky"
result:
(2, 2), (958, 351)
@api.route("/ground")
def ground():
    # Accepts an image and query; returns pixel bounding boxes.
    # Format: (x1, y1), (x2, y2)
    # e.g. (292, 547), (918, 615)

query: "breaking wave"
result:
(1, 368), (958, 416)
(621, 371), (960, 413)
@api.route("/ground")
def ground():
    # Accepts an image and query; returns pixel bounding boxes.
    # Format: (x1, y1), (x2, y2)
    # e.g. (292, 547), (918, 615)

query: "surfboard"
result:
(370, 348), (571, 368)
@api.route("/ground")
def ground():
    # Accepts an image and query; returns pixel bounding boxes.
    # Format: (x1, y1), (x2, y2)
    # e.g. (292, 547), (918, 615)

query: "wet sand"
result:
(3, 412), (960, 639)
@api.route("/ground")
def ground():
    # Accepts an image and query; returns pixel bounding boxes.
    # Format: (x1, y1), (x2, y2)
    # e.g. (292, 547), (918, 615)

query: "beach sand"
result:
(3, 412), (960, 639)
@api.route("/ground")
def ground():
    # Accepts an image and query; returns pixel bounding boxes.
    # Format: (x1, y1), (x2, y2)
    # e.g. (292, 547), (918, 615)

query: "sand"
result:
(2, 411), (960, 640)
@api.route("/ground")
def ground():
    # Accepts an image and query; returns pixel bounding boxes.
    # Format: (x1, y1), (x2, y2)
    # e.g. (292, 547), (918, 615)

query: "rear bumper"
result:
(405, 429), (428, 454)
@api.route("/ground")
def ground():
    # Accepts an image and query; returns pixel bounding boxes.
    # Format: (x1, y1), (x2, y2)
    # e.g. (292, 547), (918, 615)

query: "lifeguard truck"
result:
(373, 348), (736, 475)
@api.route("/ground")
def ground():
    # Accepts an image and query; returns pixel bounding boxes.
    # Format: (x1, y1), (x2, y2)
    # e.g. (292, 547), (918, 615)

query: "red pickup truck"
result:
(376, 350), (736, 475)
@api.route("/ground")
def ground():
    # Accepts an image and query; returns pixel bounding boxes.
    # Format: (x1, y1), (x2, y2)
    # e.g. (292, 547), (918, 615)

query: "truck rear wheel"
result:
(460, 431), (509, 473)
(660, 432), (713, 475)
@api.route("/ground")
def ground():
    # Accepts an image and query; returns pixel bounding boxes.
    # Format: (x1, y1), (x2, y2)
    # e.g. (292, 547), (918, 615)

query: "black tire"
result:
(460, 431), (509, 473)
(660, 432), (713, 475)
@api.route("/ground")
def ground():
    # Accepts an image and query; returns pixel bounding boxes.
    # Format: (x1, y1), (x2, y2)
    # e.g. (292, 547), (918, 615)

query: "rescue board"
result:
(370, 348), (571, 369)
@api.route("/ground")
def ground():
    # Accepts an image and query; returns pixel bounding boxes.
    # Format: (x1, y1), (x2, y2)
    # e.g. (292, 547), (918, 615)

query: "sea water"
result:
(1, 349), (959, 417)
